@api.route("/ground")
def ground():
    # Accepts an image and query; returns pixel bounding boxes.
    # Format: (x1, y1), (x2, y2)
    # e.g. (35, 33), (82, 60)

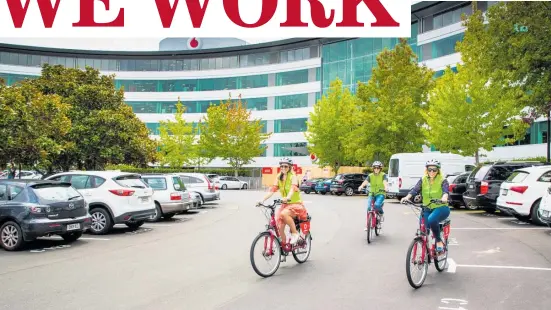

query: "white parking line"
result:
(453, 227), (549, 230)
(447, 258), (457, 273)
(457, 263), (551, 271)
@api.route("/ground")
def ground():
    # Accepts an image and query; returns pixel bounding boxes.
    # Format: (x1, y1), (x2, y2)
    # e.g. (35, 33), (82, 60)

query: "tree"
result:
(349, 38), (434, 165)
(199, 97), (271, 176)
(0, 81), (71, 172)
(157, 99), (196, 168)
(305, 78), (356, 174)
(423, 65), (528, 164)
(27, 64), (157, 171)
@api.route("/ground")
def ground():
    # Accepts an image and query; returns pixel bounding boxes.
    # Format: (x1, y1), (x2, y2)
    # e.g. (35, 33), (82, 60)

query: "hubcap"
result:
(91, 212), (107, 232)
(346, 188), (353, 195)
(1, 225), (18, 248)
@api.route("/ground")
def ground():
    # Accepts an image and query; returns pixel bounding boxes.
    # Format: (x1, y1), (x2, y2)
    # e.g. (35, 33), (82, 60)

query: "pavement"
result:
(1, 190), (551, 310)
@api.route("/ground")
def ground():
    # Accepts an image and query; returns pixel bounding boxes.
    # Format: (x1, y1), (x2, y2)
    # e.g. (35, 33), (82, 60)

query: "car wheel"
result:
(148, 202), (163, 222)
(345, 187), (354, 196)
(0, 221), (24, 251)
(126, 220), (144, 230)
(531, 199), (545, 226)
(89, 208), (113, 235)
(242, 184), (248, 190)
(305, 190), (310, 194)
(61, 231), (83, 243)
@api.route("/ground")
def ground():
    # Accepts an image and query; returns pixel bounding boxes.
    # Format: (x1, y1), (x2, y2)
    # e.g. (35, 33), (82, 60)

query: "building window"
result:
(275, 94), (309, 109)
(275, 69), (309, 86)
(274, 118), (308, 133)
(274, 142), (308, 157)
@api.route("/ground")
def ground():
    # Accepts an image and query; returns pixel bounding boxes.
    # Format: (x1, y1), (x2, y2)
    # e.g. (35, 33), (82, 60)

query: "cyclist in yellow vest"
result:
(358, 161), (388, 231)
(401, 159), (450, 252)
(260, 158), (308, 245)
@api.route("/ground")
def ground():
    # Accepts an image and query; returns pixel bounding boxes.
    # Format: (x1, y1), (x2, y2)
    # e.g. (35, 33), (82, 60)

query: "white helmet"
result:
(279, 157), (293, 166)
(425, 159), (441, 168)
(372, 161), (383, 168)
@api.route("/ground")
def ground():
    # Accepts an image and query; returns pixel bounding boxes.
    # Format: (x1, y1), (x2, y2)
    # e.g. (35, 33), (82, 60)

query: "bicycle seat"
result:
(293, 214), (311, 224)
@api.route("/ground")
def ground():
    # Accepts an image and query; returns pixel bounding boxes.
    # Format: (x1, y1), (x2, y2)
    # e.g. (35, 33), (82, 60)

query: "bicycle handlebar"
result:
(401, 199), (445, 208)
(256, 199), (282, 209)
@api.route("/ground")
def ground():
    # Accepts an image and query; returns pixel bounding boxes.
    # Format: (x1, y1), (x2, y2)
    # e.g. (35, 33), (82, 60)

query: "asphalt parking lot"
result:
(0, 191), (550, 310)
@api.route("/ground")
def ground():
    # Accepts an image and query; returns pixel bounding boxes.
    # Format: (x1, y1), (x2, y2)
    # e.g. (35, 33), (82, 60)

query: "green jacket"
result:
(278, 172), (301, 203)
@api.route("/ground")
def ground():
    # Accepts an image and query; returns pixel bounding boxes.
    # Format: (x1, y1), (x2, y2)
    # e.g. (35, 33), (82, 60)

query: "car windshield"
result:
(32, 184), (82, 203)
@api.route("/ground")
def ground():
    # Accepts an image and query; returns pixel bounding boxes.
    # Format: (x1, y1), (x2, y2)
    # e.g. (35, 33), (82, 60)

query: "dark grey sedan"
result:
(0, 179), (92, 251)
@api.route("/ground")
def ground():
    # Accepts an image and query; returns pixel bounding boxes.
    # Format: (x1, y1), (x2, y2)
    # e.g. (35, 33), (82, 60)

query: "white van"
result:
(387, 152), (476, 200)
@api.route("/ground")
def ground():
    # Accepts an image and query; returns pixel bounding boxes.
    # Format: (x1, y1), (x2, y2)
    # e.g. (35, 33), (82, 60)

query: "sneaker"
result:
(364, 227), (368, 231)
(290, 233), (300, 245)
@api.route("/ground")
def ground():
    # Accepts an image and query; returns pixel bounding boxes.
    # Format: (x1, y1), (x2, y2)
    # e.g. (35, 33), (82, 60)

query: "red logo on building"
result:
(187, 37), (200, 49)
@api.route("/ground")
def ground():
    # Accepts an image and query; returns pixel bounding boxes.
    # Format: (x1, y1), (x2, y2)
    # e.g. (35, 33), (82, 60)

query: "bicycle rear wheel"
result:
(292, 233), (312, 263)
(375, 213), (381, 236)
(406, 237), (428, 289)
(435, 239), (449, 272)
(366, 213), (373, 243)
(250, 231), (281, 278)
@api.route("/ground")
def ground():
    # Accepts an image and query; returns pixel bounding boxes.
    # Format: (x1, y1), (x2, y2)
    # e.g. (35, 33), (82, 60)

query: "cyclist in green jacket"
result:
(358, 161), (388, 231)
(401, 159), (450, 252)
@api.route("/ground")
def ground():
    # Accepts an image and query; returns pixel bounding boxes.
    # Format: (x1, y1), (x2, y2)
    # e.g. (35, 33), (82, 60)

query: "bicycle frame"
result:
(407, 201), (451, 264)
(259, 200), (309, 255)
(366, 190), (385, 228)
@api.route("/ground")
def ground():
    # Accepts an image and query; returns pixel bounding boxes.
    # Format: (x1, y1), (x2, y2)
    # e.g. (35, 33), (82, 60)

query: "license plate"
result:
(140, 197), (149, 202)
(469, 184), (474, 188)
(67, 223), (80, 231)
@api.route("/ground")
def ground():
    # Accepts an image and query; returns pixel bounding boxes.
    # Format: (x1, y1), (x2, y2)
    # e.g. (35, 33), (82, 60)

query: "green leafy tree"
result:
(306, 78), (356, 174)
(0, 82), (71, 171)
(200, 98), (271, 176)
(349, 38), (434, 165)
(27, 64), (157, 171)
(423, 65), (528, 164)
(458, 2), (551, 113)
(157, 99), (196, 168)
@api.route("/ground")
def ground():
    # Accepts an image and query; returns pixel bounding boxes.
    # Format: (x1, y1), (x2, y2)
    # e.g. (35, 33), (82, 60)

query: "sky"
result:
(0, 37), (288, 51)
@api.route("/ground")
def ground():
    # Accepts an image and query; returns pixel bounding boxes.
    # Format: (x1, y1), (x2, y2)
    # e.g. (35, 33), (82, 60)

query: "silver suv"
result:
(141, 174), (193, 221)
(178, 173), (221, 205)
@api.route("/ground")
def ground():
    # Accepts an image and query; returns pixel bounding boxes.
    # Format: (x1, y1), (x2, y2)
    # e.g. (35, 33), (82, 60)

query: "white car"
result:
(496, 165), (551, 225)
(178, 173), (221, 204)
(538, 186), (551, 226)
(141, 174), (193, 221)
(217, 176), (248, 190)
(45, 171), (156, 234)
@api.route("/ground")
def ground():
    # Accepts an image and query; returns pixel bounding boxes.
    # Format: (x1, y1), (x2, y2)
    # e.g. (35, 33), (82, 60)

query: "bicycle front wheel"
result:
(406, 237), (428, 289)
(366, 213), (373, 244)
(250, 231), (282, 278)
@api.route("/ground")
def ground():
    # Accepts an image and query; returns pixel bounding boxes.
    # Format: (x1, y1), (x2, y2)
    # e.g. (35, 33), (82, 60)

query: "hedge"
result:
(104, 164), (254, 177)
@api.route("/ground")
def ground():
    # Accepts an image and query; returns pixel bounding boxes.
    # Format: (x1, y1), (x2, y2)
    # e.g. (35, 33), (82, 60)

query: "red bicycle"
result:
(402, 199), (451, 289)
(366, 189), (385, 244)
(250, 199), (312, 278)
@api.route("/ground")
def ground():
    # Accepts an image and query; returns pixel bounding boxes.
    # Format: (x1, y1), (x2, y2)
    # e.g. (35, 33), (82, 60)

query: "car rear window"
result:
(506, 171), (529, 183)
(172, 177), (186, 191)
(143, 177), (167, 190)
(334, 174), (344, 180)
(31, 184), (81, 203)
(389, 159), (399, 177)
(469, 165), (490, 181)
(486, 166), (519, 181)
(114, 174), (148, 188)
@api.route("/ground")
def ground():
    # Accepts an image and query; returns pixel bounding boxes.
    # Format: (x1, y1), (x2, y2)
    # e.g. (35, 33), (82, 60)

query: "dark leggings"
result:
(422, 206), (450, 243)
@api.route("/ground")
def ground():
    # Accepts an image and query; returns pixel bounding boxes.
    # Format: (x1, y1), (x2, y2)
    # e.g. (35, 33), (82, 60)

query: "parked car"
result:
(178, 173), (221, 204)
(141, 174), (193, 221)
(315, 178), (333, 195)
(0, 179), (92, 251)
(300, 178), (324, 194)
(189, 191), (203, 209)
(330, 173), (367, 196)
(538, 185), (551, 226)
(463, 161), (545, 213)
(448, 171), (471, 209)
(495, 165), (551, 225)
(217, 176), (248, 190)
(45, 171), (156, 234)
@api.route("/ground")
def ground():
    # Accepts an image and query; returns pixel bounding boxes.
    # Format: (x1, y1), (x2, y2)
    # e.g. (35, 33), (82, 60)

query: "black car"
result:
(299, 178), (323, 194)
(448, 171), (471, 209)
(462, 161), (544, 213)
(330, 173), (367, 196)
(0, 179), (92, 251)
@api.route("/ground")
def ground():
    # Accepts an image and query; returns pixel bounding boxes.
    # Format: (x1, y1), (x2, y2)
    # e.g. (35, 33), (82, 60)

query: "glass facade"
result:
(128, 98), (268, 114)
(321, 22), (419, 93)
(274, 118), (308, 133)
(0, 46), (318, 72)
(419, 33), (465, 61)
(275, 94), (309, 110)
(276, 69), (309, 86)
(273, 142), (308, 157)
(146, 120), (268, 136)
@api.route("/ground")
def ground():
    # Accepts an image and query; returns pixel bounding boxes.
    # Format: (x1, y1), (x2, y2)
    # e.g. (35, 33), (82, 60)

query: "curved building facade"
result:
(0, 1), (545, 166)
